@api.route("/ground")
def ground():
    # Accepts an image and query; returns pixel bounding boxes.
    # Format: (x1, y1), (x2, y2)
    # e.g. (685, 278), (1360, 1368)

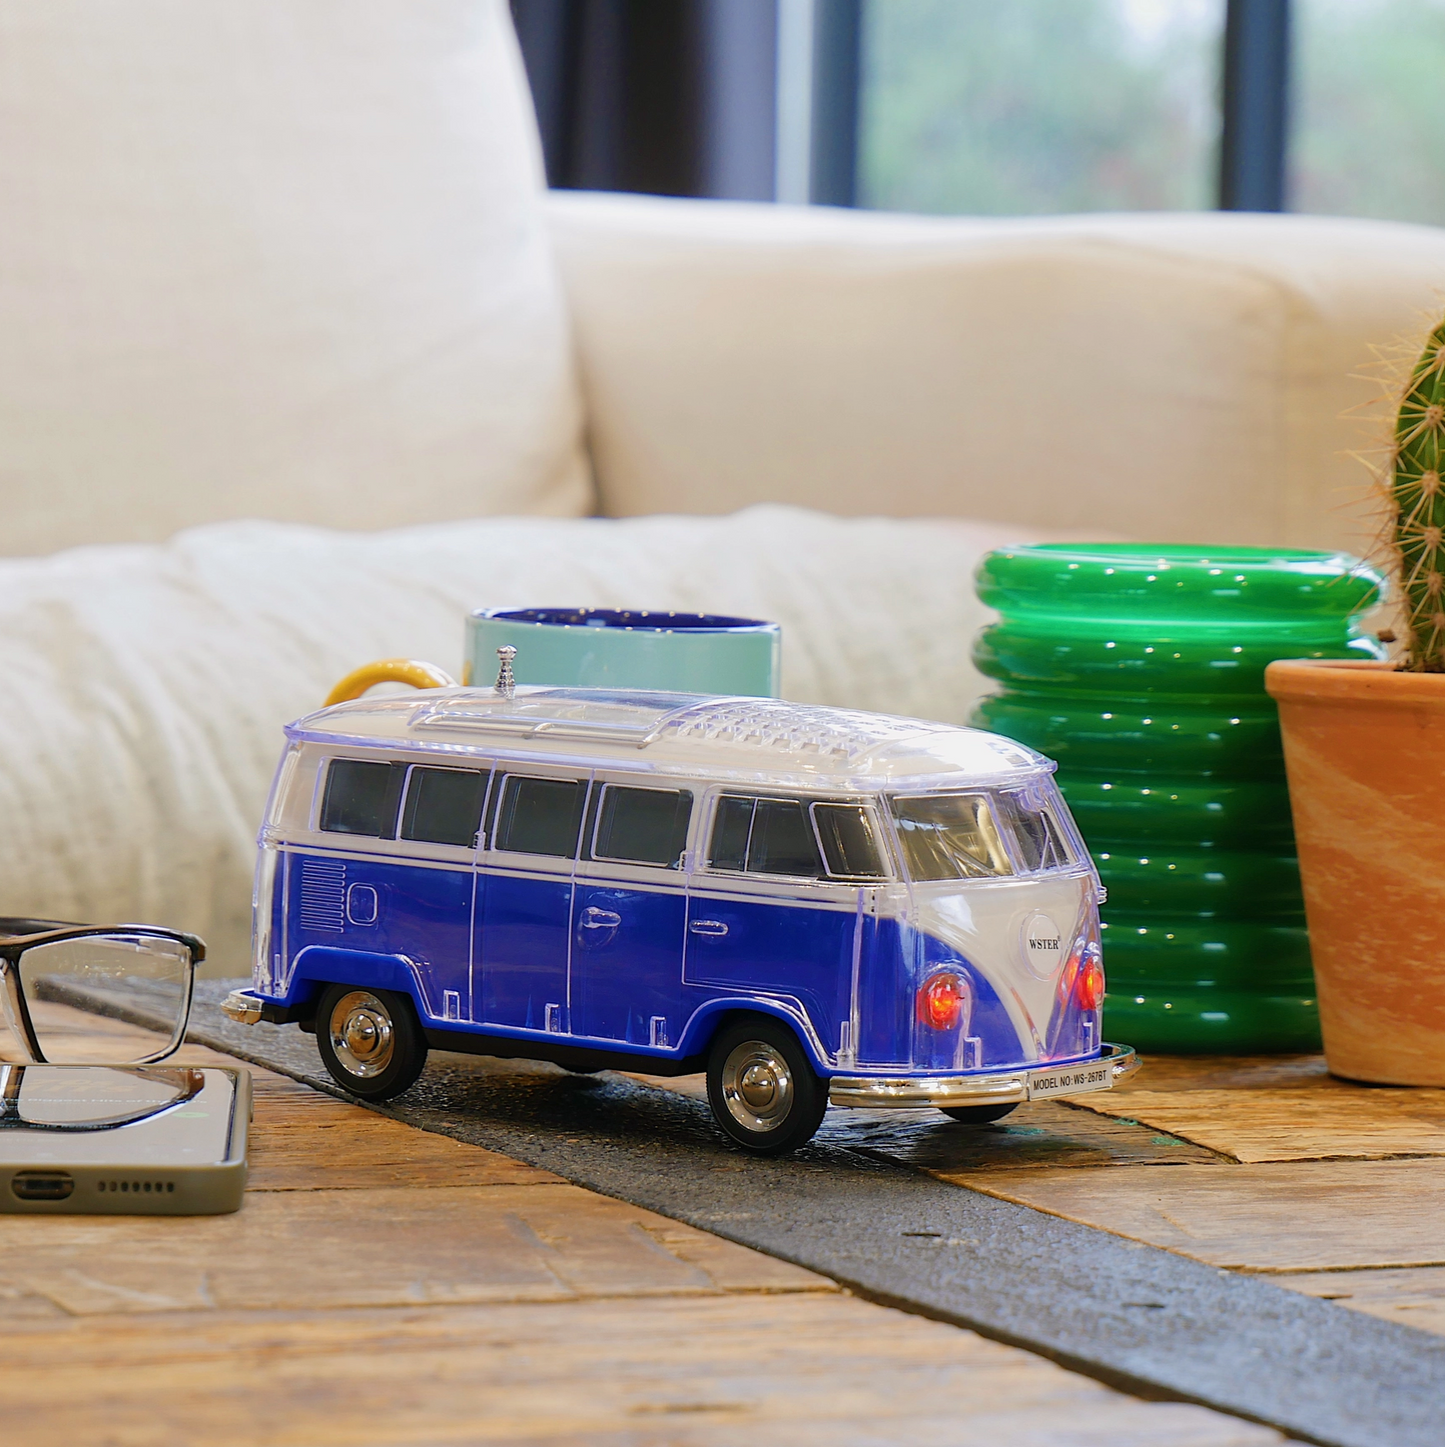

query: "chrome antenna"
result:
(493, 644), (517, 700)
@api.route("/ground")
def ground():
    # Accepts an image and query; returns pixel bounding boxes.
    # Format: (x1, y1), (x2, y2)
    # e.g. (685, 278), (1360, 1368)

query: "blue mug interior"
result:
(487, 607), (770, 632)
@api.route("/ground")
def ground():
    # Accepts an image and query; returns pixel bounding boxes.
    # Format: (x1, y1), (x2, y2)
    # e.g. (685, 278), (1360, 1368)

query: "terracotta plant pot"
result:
(1265, 658), (1445, 1085)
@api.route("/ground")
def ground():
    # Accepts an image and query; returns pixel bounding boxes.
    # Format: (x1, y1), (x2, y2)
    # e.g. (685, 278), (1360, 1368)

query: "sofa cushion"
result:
(548, 192), (1445, 556)
(0, 508), (1039, 970)
(0, 0), (589, 556)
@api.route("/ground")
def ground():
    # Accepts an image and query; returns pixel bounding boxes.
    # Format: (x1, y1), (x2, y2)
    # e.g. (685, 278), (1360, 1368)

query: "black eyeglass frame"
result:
(0, 917), (205, 1066)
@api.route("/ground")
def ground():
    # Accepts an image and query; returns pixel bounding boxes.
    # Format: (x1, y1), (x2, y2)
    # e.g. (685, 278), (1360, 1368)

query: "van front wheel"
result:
(706, 1017), (829, 1155)
(315, 984), (428, 1101)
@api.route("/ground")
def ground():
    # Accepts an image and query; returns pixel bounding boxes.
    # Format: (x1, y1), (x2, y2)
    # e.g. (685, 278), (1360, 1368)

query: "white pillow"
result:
(0, 508), (1039, 970)
(0, 0), (589, 556)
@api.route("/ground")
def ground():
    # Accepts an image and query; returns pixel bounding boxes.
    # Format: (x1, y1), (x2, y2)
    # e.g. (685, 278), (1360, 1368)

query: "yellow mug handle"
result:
(324, 658), (458, 707)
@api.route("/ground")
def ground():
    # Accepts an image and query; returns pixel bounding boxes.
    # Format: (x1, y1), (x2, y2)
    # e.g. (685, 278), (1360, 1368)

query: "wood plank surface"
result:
(1073, 1086), (1445, 1163)
(962, 1159), (1445, 1272)
(0, 1009), (1286, 1445)
(245, 1073), (560, 1191)
(0, 1293), (1282, 1447)
(1274, 1265), (1445, 1336)
(0, 1182), (831, 1314)
(1112, 1054), (1334, 1092)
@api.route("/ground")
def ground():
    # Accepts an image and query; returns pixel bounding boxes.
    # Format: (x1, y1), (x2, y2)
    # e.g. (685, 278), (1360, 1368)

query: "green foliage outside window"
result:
(859, 0), (1445, 226)
(1293, 0), (1445, 226)
(858, 0), (1220, 216)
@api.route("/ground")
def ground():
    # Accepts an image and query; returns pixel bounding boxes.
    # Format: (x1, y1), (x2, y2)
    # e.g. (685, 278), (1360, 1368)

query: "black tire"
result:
(315, 984), (428, 1101)
(705, 1015), (829, 1155)
(939, 1102), (1019, 1125)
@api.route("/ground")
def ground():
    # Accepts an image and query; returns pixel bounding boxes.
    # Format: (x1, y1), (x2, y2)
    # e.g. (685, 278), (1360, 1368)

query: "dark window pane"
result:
(319, 760), (405, 838)
(595, 786), (693, 868)
(709, 796), (754, 871)
(747, 799), (825, 878)
(401, 767), (489, 848)
(493, 776), (586, 858)
(812, 804), (888, 879)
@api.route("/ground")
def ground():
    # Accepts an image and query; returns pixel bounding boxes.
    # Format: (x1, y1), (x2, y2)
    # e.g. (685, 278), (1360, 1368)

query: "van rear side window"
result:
(493, 776), (587, 858)
(320, 760), (406, 838)
(401, 767), (490, 848)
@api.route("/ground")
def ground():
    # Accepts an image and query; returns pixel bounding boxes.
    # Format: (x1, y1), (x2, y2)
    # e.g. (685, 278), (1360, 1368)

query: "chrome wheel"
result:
(327, 990), (395, 1079)
(720, 1039), (795, 1133)
(706, 1016), (829, 1155)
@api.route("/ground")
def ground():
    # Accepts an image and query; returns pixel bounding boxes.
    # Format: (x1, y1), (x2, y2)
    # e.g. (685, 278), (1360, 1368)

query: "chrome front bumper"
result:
(828, 1043), (1139, 1110)
(221, 990), (265, 1026)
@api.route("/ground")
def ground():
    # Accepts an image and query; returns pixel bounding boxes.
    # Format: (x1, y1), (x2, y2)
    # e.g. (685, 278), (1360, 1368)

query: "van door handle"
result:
(689, 919), (728, 938)
(581, 907), (621, 929)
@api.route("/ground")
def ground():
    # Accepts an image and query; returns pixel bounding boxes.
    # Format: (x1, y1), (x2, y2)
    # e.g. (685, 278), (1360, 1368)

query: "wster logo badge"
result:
(1021, 912), (1064, 980)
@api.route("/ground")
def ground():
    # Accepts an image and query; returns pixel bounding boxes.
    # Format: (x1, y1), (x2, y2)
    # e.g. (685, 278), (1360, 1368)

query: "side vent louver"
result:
(299, 859), (347, 933)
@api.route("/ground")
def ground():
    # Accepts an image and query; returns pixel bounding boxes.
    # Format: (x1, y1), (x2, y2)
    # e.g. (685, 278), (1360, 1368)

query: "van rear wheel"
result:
(315, 984), (428, 1101)
(939, 1103), (1018, 1125)
(706, 1017), (829, 1155)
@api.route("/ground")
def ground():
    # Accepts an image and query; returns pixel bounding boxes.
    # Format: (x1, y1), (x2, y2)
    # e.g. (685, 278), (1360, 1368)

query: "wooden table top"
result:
(0, 1013), (1282, 1447)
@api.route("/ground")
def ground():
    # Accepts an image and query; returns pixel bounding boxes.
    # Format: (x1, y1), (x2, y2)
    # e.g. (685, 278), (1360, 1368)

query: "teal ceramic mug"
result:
(464, 608), (781, 697)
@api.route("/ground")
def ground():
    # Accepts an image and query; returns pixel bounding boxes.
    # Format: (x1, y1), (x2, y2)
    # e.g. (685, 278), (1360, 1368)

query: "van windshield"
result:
(889, 787), (1076, 881)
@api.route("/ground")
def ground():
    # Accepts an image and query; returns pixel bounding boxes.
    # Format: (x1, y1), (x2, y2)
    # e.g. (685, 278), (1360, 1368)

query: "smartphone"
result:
(0, 1064), (250, 1214)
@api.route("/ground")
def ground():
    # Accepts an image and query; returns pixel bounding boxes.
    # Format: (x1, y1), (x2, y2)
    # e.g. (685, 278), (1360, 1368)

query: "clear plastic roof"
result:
(289, 687), (1047, 783)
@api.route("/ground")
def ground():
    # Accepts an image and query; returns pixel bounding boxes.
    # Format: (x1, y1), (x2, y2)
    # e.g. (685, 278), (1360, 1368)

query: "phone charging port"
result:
(11, 1171), (75, 1201)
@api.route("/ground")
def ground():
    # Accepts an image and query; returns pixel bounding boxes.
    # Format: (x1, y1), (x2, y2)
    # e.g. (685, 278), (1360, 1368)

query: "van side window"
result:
(811, 803), (888, 879)
(492, 776), (587, 858)
(707, 796), (824, 879)
(319, 759), (406, 838)
(708, 796), (754, 871)
(593, 786), (693, 868)
(751, 799), (825, 877)
(401, 767), (490, 849)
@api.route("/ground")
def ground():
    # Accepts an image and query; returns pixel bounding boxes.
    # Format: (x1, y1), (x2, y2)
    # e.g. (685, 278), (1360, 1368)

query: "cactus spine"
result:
(1393, 320), (1445, 672)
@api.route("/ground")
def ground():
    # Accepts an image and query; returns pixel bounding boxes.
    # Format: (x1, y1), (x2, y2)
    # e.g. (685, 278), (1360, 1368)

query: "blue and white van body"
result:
(225, 687), (1134, 1115)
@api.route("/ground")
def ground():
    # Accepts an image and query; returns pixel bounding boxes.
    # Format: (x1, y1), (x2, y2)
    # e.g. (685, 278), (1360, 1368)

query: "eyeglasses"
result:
(0, 918), (203, 1066)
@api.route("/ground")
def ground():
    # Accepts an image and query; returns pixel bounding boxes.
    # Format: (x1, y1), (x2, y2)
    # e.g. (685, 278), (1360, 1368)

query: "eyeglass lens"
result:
(16, 934), (193, 1065)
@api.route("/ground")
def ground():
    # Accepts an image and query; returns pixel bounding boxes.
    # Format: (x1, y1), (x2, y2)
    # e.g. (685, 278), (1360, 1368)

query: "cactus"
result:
(1392, 319), (1445, 672)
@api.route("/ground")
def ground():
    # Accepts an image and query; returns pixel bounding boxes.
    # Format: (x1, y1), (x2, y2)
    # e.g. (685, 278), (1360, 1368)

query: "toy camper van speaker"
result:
(465, 609), (781, 697)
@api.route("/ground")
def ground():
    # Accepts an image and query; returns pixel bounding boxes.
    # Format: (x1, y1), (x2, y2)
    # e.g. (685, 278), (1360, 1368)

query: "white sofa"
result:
(3, 0), (1444, 971)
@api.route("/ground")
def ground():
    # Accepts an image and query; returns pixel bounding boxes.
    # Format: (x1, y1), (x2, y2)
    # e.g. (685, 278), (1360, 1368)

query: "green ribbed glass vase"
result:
(971, 544), (1385, 1053)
